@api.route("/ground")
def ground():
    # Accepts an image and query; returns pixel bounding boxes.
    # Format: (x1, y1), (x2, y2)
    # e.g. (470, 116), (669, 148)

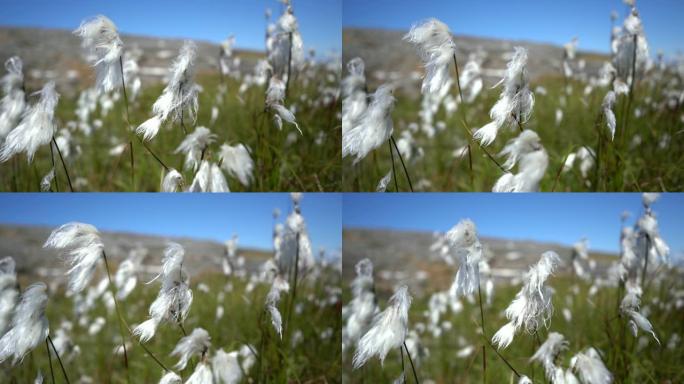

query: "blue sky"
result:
(343, 193), (684, 256)
(0, 193), (341, 254)
(344, 0), (684, 57)
(0, 0), (341, 55)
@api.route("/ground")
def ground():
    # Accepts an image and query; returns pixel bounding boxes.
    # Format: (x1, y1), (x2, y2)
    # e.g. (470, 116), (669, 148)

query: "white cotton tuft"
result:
(161, 168), (183, 192)
(170, 327), (211, 370)
(602, 91), (616, 140)
(343, 84), (395, 163)
(265, 276), (289, 338)
(342, 57), (367, 132)
(518, 376), (532, 384)
(493, 130), (548, 192)
(212, 349), (242, 384)
(0, 283), (49, 365)
(135, 115), (162, 142)
(43, 222), (103, 293)
(446, 219), (483, 297)
(73, 15), (123, 93)
(158, 371), (182, 384)
(404, 18), (456, 95)
(175, 127), (217, 171)
(353, 285), (412, 369)
(185, 362), (213, 384)
(376, 169), (392, 192)
(571, 347), (613, 384)
(531, 332), (569, 380)
(266, 77), (300, 134)
(491, 321), (516, 350)
(0, 82), (59, 163)
(0, 257), (19, 335)
(189, 161), (230, 193)
(0, 56), (26, 139)
(218, 143), (253, 187)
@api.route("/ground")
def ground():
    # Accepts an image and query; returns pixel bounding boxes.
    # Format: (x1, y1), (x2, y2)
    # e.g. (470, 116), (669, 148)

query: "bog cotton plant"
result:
(0, 283), (49, 365)
(134, 242), (193, 342)
(0, 56), (26, 138)
(188, 160), (230, 192)
(492, 251), (559, 349)
(342, 259), (378, 354)
(353, 285), (412, 369)
(0, 257), (19, 335)
(570, 347), (613, 384)
(446, 219), (483, 297)
(474, 47), (534, 146)
(265, 76), (301, 134)
(265, 275), (289, 338)
(171, 327), (211, 369)
(137, 40), (200, 141)
(342, 84), (395, 162)
(493, 130), (548, 192)
(342, 57), (367, 133)
(403, 18), (455, 95)
(218, 143), (254, 187)
(175, 127), (217, 171)
(0, 81), (59, 163)
(73, 15), (124, 94)
(530, 332), (569, 380)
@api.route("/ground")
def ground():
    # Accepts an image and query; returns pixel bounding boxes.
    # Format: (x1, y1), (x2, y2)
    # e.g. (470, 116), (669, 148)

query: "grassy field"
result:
(342, 72), (684, 192)
(1, 66), (341, 192)
(342, 270), (684, 383)
(2, 267), (342, 383)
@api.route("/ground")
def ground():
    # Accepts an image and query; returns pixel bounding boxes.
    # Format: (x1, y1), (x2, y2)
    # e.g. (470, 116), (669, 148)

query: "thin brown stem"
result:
(119, 55), (135, 188)
(51, 137), (73, 192)
(391, 135), (413, 192)
(138, 137), (170, 171)
(285, 31), (293, 99)
(49, 141), (59, 192)
(46, 339), (55, 384)
(47, 335), (70, 384)
(389, 139), (398, 192)
(403, 342), (420, 384)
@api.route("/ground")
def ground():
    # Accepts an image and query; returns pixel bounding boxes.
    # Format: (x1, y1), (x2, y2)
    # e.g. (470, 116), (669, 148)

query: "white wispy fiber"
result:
(280, 202), (314, 272)
(353, 285), (412, 369)
(188, 161), (230, 192)
(459, 57), (484, 103)
(158, 371), (182, 384)
(375, 169), (392, 192)
(474, 47), (534, 146)
(185, 362), (213, 384)
(0, 57), (26, 138)
(570, 347), (613, 384)
(0, 283), (49, 365)
(40, 167), (55, 192)
(403, 18), (456, 95)
(218, 143), (254, 187)
(602, 91), (617, 140)
(492, 251), (559, 349)
(620, 283), (659, 344)
(342, 84), (395, 163)
(114, 259), (137, 300)
(171, 327), (211, 370)
(161, 168), (184, 192)
(212, 349), (242, 384)
(136, 41), (199, 141)
(518, 377), (532, 384)
(446, 219), (483, 297)
(43, 222), (104, 293)
(614, 7), (650, 83)
(0, 257), (19, 335)
(134, 243), (193, 342)
(342, 259), (377, 354)
(175, 127), (217, 171)
(493, 130), (548, 192)
(342, 57), (367, 133)
(0, 81), (59, 163)
(73, 15), (124, 93)
(268, 5), (304, 77)
(265, 76), (301, 134)
(219, 35), (236, 76)
(265, 276), (289, 338)
(530, 332), (569, 380)
(637, 199), (670, 263)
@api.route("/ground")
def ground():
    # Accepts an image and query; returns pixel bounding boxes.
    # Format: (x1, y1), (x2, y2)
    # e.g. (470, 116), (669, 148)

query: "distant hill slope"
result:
(0, 26), (264, 94)
(343, 28), (609, 91)
(0, 224), (272, 282)
(343, 228), (617, 295)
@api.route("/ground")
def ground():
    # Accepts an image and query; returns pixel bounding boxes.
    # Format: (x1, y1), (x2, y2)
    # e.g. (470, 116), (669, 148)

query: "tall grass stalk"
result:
(49, 142), (60, 192)
(51, 137), (73, 192)
(391, 135), (413, 192)
(101, 251), (130, 381)
(285, 232), (300, 340)
(47, 335), (70, 384)
(119, 56), (135, 188)
(285, 32), (293, 99)
(388, 140), (398, 192)
(403, 342), (420, 384)
(45, 339), (55, 384)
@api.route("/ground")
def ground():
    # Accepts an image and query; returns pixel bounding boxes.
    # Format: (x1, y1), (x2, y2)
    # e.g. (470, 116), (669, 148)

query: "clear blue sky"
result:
(0, 193), (341, 253)
(0, 0), (341, 55)
(344, 0), (684, 57)
(343, 193), (684, 257)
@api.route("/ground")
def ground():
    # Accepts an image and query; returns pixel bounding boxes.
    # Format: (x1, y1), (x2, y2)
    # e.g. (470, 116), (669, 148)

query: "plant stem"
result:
(388, 140), (398, 192)
(285, 232), (300, 340)
(285, 31), (293, 99)
(641, 235), (650, 288)
(400, 345), (405, 382)
(46, 339), (55, 384)
(477, 282), (487, 383)
(119, 55), (135, 188)
(620, 34), (638, 149)
(452, 53), (474, 184)
(403, 342), (420, 384)
(51, 137), (73, 192)
(47, 335), (70, 384)
(49, 141), (60, 192)
(101, 251), (130, 380)
(138, 137), (170, 171)
(391, 135), (413, 192)
(551, 148), (575, 192)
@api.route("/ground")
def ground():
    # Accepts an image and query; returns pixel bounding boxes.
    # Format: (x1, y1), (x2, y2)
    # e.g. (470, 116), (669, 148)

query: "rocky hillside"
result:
(0, 26), (264, 95)
(0, 224), (272, 283)
(343, 228), (617, 296)
(343, 28), (610, 93)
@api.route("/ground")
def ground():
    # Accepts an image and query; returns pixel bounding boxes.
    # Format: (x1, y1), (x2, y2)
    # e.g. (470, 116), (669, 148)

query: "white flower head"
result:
(474, 47), (534, 146)
(218, 143), (254, 187)
(404, 18), (456, 95)
(0, 257), (19, 335)
(185, 362), (213, 384)
(158, 371), (182, 384)
(570, 347), (613, 384)
(265, 275), (289, 338)
(353, 285), (412, 369)
(446, 219), (483, 297)
(188, 161), (230, 193)
(43, 222), (104, 293)
(161, 168), (184, 192)
(266, 76), (301, 134)
(493, 130), (548, 192)
(376, 169), (392, 192)
(1, 81), (59, 163)
(170, 327), (211, 370)
(0, 57), (26, 138)
(74, 15), (124, 93)
(530, 332), (569, 379)
(342, 57), (368, 132)
(343, 84), (395, 163)
(0, 283), (49, 365)
(212, 349), (242, 384)
(602, 91), (616, 140)
(175, 127), (217, 171)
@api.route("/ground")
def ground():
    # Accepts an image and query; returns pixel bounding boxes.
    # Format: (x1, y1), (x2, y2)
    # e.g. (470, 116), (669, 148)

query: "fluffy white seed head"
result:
(0, 283), (49, 365)
(171, 327), (211, 369)
(175, 127), (217, 171)
(0, 257), (19, 335)
(161, 168), (184, 192)
(73, 15), (124, 93)
(571, 348), (613, 384)
(404, 18), (456, 95)
(218, 143), (254, 187)
(342, 84), (395, 162)
(212, 349), (242, 384)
